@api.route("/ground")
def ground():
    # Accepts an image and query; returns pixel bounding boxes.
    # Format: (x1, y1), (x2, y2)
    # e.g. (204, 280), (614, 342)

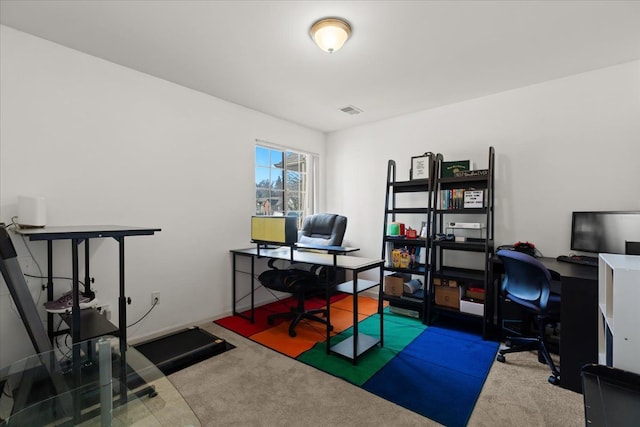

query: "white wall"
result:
(0, 26), (325, 367)
(2, 23), (639, 368)
(325, 60), (640, 266)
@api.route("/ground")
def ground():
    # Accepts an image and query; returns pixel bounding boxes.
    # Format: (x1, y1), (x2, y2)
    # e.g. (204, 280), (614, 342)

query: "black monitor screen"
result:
(571, 211), (640, 254)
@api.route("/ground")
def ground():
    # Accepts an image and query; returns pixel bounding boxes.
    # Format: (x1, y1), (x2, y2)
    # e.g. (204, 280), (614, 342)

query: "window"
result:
(255, 144), (310, 226)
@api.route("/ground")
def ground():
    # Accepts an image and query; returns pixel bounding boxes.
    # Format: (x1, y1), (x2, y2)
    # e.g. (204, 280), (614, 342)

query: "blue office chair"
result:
(258, 213), (347, 337)
(496, 249), (561, 385)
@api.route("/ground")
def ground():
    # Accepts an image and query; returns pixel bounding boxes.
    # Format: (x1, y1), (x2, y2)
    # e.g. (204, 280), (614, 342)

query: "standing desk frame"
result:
(17, 225), (160, 418)
(230, 245), (384, 364)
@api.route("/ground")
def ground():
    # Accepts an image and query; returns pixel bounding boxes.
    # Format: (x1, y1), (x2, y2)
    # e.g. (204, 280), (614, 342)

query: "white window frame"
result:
(255, 140), (318, 227)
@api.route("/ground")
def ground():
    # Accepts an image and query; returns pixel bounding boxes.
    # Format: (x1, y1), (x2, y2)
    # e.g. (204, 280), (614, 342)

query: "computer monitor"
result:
(571, 211), (640, 255)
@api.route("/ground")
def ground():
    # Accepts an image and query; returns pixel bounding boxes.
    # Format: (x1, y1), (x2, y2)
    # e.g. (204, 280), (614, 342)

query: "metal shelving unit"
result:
(381, 153), (440, 322)
(429, 146), (495, 338)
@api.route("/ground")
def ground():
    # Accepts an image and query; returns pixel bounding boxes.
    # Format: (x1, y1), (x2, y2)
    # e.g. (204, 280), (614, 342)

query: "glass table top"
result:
(0, 336), (199, 426)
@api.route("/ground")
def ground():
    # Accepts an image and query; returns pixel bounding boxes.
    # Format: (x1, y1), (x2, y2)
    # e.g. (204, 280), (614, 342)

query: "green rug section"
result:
(297, 309), (427, 386)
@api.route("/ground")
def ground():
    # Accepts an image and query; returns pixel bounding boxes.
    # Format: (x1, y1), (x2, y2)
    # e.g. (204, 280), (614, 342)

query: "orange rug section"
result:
(249, 294), (382, 358)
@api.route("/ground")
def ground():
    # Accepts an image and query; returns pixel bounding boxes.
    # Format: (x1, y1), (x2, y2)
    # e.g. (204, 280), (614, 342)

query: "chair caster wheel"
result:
(328, 325), (334, 331)
(149, 390), (158, 398)
(496, 354), (506, 363)
(288, 330), (297, 338)
(548, 375), (560, 385)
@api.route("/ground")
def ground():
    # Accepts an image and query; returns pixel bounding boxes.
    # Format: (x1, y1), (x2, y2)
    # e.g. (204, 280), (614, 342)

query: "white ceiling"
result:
(1, 1), (640, 133)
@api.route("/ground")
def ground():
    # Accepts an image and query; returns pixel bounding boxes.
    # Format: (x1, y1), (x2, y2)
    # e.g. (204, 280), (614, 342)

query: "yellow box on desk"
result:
(384, 274), (404, 296)
(435, 285), (460, 309)
(251, 216), (297, 245)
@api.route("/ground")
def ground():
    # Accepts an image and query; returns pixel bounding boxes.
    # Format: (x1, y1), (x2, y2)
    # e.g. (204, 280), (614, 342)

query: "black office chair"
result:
(258, 213), (347, 337)
(581, 364), (640, 426)
(496, 249), (561, 385)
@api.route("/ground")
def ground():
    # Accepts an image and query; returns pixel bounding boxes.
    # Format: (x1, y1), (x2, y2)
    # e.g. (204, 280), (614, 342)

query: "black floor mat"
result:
(133, 327), (234, 375)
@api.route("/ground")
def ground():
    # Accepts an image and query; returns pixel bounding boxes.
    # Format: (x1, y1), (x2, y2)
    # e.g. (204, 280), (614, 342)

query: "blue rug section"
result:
(363, 319), (499, 427)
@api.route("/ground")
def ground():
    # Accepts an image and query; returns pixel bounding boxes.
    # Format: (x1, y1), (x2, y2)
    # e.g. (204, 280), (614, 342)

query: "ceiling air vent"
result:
(339, 105), (363, 115)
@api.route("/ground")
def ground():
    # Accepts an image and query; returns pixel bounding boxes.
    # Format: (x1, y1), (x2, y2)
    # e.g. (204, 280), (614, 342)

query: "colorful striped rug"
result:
(215, 294), (499, 426)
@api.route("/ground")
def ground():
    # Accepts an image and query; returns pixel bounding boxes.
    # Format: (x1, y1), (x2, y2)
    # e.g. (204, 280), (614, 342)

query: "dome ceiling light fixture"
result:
(310, 17), (352, 53)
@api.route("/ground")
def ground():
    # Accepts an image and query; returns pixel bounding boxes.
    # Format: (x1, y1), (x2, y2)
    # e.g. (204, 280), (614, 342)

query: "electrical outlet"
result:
(151, 292), (160, 306)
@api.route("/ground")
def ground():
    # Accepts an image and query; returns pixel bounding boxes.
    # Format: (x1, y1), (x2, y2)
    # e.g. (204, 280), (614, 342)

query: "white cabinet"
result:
(598, 253), (640, 373)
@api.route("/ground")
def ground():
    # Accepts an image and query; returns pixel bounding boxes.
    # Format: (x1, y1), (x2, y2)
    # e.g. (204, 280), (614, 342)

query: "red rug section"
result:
(215, 293), (350, 337)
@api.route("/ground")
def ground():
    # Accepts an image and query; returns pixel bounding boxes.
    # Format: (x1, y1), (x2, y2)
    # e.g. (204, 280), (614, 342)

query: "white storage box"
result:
(460, 299), (484, 316)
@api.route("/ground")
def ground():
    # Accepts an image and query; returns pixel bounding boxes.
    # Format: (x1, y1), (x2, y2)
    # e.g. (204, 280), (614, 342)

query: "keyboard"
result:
(556, 255), (598, 267)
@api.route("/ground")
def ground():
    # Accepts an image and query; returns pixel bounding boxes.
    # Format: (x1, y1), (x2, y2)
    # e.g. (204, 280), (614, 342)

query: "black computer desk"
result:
(230, 245), (384, 365)
(491, 256), (598, 393)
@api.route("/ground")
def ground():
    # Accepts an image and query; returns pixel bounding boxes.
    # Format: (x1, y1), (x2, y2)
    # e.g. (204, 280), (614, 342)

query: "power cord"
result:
(23, 274), (86, 290)
(127, 298), (158, 328)
(54, 317), (72, 362)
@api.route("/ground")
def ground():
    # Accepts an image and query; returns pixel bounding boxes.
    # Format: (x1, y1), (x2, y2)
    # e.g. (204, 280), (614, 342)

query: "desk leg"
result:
(232, 253), (237, 316)
(250, 256), (255, 323)
(352, 274), (359, 365)
(84, 240), (95, 363)
(231, 253), (255, 323)
(117, 237), (128, 403)
(46, 241), (54, 345)
(379, 267), (384, 347)
(71, 239), (81, 422)
(85, 240), (91, 296)
(560, 276), (598, 393)
(326, 270), (331, 355)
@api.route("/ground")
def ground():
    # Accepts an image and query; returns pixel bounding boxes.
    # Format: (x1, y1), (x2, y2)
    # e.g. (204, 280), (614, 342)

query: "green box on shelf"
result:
(441, 160), (470, 177)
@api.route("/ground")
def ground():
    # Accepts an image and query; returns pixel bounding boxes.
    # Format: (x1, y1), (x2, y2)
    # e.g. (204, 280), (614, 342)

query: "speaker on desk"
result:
(17, 195), (46, 228)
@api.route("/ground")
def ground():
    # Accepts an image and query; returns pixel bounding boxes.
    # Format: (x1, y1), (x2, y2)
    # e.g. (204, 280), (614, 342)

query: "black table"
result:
(17, 225), (160, 418)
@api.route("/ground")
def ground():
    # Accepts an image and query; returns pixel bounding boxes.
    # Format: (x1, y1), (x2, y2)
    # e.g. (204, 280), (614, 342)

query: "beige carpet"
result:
(166, 322), (584, 426)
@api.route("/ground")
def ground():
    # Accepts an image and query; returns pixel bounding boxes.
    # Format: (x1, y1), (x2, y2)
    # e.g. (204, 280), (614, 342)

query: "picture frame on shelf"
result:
(410, 153), (431, 180)
(420, 221), (428, 238)
(463, 189), (484, 208)
(441, 160), (470, 177)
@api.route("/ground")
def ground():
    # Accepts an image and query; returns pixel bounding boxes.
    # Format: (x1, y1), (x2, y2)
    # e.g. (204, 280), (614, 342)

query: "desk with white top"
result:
(230, 245), (384, 364)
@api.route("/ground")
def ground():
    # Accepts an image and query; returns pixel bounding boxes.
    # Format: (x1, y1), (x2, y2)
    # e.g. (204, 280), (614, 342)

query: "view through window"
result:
(255, 145), (308, 226)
